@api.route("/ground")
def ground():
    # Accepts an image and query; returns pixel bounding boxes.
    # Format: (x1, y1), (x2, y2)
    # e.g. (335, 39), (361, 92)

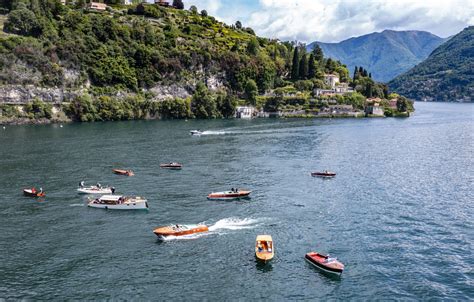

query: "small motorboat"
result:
(23, 188), (45, 197)
(305, 252), (344, 275)
(311, 170), (336, 178)
(77, 186), (115, 194)
(88, 195), (148, 210)
(153, 224), (209, 240)
(190, 130), (203, 136)
(77, 181), (115, 194)
(255, 235), (274, 262)
(159, 162), (183, 170)
(207, 189), (251, 200)
(113, 169), (134, 176)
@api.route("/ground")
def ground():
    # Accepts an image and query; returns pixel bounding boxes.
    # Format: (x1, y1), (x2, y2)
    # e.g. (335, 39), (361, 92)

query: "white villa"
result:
(235, 106), (255, 119)
(324, 74), (340, 89)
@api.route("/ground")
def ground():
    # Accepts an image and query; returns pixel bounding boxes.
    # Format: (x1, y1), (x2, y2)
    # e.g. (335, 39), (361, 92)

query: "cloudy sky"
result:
(184, 0), (474, 43)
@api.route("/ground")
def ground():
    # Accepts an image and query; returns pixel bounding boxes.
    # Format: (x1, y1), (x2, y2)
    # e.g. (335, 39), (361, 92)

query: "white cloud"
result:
(247, 0), (474, 42)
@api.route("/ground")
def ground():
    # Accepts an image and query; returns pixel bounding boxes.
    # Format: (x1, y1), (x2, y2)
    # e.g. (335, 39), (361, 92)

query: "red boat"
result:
(113, 169), (134, 176)
(305, 252), (344, 275)
(159, 162), (182, 170)
(23, 188), (45, 197)
(311, 171), (336, 178)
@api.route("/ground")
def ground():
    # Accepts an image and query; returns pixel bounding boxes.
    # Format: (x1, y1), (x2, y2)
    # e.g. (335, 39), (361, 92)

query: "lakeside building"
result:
(324, 74), (340, 89)
(365, 97), (384, 116)
(235, 106), (255, 119)
(87, 2), (108, 11)
(314, 83), (354, 97)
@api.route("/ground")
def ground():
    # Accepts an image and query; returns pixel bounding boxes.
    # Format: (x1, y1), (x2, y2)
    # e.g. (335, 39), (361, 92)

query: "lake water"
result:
(0, 102), (472, 300)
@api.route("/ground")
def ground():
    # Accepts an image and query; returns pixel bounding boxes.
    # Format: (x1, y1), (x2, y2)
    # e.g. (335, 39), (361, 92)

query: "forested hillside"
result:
(0, 0), (405, 122)
(389, 26), (473, 102)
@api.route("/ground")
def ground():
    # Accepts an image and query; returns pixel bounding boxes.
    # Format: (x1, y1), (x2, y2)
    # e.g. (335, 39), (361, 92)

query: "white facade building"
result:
(235, 106), (255, 119)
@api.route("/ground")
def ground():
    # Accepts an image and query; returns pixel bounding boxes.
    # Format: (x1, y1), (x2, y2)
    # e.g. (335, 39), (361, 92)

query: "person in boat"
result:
(231, 188), (234, 193)
(257, 242), (263, 252)
(39, 187), (43, 194)
(96, 183), (101, 189)
(31, 187), (36, 193)
(80, 181), (85, 188)
(111, 187), (115, 194)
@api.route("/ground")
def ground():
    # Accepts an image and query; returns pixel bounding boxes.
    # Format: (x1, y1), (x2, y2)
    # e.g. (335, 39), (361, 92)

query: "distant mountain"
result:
(308, 30), (446, 82)
(389, 26), (473, 102)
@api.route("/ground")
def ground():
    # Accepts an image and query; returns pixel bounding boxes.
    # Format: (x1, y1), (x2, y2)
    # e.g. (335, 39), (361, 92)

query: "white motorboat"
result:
(77, 186), (115, 194)
(190, 130), (203, 136)
(88, 195), (148, 210)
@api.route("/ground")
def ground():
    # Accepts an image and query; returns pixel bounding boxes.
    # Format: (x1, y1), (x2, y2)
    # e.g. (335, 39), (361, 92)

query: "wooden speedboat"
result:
(159, 162), (183, 170)
(113, 169), (134, 176)
(23, 188), (45, 197)
(153, 224), (209, 240)
(190, 130), (203, 136)
(305, 252), (344, 275)
(311, 171), (336, 178)
(207, 189), (251, 200)
(255, 235), (274, 262)
(88, 195), (148, 210)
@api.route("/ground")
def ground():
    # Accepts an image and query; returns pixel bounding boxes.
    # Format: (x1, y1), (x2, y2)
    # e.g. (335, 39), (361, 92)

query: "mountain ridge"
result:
(388, 26), (473, 102)
(308, 30), (446, 82)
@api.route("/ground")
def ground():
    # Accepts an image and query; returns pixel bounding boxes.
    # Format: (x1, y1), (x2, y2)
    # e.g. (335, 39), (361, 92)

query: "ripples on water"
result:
(0, 102), (472, 300)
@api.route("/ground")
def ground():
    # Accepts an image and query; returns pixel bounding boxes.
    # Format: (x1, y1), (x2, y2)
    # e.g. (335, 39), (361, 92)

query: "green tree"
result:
(308, 53), (317, 79)
(4, 8), (42, 37)
(396, 96), (410, 112)
(235, 20), (242, 29)
(191, 82), (218, 118)
(244, 79), (258, 105)
(200, 9), (207, 17)
(312, 44), (324, 63)
(172, 0), (184, 9)
(217, 93), (237, 118)
(189, 5), (197, 14)
(291, 46), (299, 81)
(247, 38), (259, 55)
(299, 53), (308, 79)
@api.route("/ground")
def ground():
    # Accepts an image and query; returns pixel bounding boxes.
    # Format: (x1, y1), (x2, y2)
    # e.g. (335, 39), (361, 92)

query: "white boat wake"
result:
(158, 217), (265, 241)
(208, 217), (264, 232)
(200, 130), (228, 135)
(69, 203), (85, 207)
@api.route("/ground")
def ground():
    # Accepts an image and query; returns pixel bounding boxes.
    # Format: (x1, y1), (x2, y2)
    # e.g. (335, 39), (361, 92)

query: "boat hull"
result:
(153, 225), (209, 239)
(305, 252), (344, 275)
(88, 201), (148, 210)
(255, 235), (274, 262)
(311, 172), (336, 178)
(160, 164), (182, 170)
(207, 191), (251, 200)
(23, 189), (45, 197)
(77, 187), (113, 194)
(113, 169), (134, 176)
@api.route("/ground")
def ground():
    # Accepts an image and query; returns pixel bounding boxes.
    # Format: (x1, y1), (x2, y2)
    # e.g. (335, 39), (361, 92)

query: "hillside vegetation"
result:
(389, 26), (473, 102)
(308, 30), (446, 82)
(0, 0), (408, 122)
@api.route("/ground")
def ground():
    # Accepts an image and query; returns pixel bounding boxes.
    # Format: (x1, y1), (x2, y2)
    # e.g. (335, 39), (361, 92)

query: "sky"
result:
(183, 0), (474, 43)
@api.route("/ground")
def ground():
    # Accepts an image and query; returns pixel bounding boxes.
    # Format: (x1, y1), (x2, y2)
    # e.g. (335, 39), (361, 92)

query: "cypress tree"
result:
(299, 54), (308, 79)
(312, 44), (324, 63)
(291, 47), (299, 81)
(353, 66), (358, 80)
(308, 54), (317, 79)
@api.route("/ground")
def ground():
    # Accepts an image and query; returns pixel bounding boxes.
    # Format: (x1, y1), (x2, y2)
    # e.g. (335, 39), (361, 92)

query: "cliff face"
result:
(0, 2), (281, 105)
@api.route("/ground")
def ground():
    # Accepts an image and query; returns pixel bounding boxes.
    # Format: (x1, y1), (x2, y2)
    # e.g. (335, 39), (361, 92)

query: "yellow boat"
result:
(255, 235), (274, 262)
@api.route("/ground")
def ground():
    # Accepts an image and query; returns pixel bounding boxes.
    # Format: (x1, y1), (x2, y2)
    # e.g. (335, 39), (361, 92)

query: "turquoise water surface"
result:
(0, 102), (472, 300)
